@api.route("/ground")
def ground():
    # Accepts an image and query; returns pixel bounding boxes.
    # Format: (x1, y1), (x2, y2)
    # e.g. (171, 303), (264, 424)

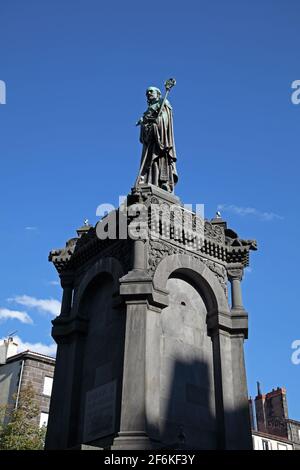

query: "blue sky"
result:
(0, 0), (299, 419)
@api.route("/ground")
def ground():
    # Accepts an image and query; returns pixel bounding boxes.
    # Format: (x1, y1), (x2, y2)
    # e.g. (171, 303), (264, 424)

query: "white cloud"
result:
(217, 204), (283, 221)
(8, 295), (61, 316)
(14, 335), (56, 357)
(48, 281), (60, 286)
(25, 226), (38, 231)
(0, 308), (33, 324)
(244, 267), (253, 278)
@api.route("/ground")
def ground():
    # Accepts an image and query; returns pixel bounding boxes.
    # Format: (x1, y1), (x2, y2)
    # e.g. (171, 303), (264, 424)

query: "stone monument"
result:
(45, 80), (257, 450)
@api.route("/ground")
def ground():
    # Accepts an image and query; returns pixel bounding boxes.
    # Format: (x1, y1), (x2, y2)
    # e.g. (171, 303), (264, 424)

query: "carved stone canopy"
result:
(49, 186), (257, 283)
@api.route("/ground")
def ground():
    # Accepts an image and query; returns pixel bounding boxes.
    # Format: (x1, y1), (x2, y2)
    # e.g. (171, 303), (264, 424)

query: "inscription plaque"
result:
(83, 380), (116, 442)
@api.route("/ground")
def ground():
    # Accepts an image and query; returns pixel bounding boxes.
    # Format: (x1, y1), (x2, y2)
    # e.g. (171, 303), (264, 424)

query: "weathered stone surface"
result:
(46, 185), (256, 450)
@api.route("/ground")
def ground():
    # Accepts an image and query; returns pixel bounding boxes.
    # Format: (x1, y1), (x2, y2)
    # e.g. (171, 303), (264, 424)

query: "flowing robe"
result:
(139, 99), (178, 192)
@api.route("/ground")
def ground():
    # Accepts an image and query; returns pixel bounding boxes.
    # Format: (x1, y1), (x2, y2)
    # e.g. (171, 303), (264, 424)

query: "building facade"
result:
(252, 430), (294, 450)
(0, 338), (55, 428)
(250, 383), (300, 450)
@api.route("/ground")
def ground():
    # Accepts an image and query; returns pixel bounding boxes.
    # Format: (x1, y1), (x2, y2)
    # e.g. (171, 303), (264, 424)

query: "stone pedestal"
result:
(45, 185), (256, 450)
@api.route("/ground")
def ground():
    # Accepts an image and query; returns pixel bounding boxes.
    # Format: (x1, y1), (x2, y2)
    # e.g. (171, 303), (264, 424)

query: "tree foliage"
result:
(0, 382), (46, 450)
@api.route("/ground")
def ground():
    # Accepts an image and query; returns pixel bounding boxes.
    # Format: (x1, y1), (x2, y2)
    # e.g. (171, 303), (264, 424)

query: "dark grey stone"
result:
(136, 80), (178, 193)
(46, 184), (256, 450)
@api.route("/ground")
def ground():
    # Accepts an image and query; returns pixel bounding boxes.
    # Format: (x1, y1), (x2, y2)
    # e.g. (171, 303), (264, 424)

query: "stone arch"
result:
(70, 256), (126, 447)
(150, 253), (229, 448)
(72, 256), (124, 316)
(152, 253), (230, 316)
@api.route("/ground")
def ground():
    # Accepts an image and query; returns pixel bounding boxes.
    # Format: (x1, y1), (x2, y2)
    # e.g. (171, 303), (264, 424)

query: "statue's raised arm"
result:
(136, 78), (178, 193)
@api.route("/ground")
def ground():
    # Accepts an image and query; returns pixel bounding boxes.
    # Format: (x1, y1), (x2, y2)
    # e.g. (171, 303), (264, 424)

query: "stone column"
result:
(45, 270), (88, 450)
(209, 306), (252, 450)
(228, 267), (244, 311)
(133, 239), (146, 271)
(59, 272), (74, 318)
(45, 319), (88, 449)
(211, 327), (252, 449)
(112, 300), (153, 449)
(112, 257), (164, 449)
(229, 332), (253, 448)
(218, 265), (252, 449)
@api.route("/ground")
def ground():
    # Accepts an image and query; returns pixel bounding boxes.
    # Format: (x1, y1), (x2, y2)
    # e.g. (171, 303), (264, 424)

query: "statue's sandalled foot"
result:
(161, 183), (170, 192)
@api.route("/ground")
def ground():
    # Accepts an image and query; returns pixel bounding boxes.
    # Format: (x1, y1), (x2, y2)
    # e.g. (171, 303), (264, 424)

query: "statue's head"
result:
(146, 86), (161, 104)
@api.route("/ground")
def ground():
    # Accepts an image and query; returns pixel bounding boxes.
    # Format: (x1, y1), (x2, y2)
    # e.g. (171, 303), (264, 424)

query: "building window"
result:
(262, 439), (271, 450)
(298, 429), (300, 442)
(39, 412), (49, 428)
(277, 443), (287, 450)
(43, 376), (53, 396)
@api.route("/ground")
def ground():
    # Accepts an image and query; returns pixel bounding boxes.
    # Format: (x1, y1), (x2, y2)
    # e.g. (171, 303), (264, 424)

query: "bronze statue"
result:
(136, 79), (178, 193)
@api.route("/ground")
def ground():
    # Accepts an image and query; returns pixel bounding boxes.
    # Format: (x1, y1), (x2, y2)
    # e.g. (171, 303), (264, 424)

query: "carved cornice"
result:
(49, 230), (132, 274)
(49, 187), (257, 276)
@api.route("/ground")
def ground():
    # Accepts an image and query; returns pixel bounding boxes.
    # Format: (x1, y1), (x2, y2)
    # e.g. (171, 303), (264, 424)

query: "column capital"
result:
(227, 265), (246, 314)
(59, 271), (75, 289)
(52, 315), (89, 342)
(227, 267), (244, 281)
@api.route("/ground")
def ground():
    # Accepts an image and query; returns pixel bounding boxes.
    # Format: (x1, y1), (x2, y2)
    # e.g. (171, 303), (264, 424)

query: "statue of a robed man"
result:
(137, 80), (178, 193)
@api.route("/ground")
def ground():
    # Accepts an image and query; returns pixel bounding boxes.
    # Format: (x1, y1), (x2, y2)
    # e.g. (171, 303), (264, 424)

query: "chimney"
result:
(254, 381), (267, 433)
(264, 387), (289, 438)
(257, 381), (262, 396)
(0, 337), (18, 364)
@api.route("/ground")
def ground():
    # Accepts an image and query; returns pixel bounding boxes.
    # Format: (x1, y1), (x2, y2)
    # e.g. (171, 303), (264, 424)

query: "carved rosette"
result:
(204, 221), (225, 244)
(148, 240), (185, 273)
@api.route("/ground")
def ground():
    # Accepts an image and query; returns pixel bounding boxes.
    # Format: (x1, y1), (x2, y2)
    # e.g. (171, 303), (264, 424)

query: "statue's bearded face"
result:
(146, 87), (160, 103)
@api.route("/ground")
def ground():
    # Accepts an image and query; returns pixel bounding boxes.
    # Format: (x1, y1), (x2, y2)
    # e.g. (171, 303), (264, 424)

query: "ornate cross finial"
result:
(164, 78), (176, 91)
